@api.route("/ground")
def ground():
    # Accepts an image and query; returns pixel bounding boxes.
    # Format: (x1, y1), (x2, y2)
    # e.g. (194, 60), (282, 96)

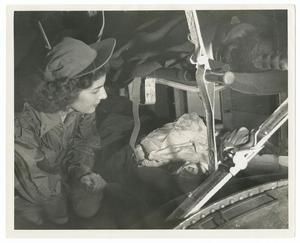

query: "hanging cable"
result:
(97, 11), (105, 40)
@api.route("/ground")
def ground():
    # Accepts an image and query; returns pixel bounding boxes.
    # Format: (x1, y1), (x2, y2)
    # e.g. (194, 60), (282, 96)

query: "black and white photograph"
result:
(4, 3), (296, 238)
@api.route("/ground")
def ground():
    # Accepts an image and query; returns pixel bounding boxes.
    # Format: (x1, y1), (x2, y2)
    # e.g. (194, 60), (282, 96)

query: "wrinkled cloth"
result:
(212, 14), (287, 72)
(218, 127), (251, 163)
(220, 127), (250, 151)
(135, 113), (209, 174)
(107, 14), (195, 88)
(14, 103), (102, 225)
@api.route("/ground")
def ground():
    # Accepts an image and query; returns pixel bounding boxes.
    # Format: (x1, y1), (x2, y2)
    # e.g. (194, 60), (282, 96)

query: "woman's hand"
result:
(80, 172), (107, 192)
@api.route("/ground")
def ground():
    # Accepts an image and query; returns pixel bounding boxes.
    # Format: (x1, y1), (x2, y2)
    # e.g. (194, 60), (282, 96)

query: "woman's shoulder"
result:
(15, 103), (42, 136)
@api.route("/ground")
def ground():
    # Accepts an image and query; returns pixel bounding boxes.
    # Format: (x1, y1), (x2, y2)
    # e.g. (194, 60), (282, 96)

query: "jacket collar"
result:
(39, 111), (63, 136)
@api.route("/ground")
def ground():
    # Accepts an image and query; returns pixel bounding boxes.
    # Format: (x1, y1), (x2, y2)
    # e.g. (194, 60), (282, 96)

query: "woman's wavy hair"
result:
(28, 67), (106, 113)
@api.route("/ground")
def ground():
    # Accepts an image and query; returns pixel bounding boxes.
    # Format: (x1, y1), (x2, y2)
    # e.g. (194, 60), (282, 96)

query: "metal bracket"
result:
(185, 10), (218, 172)
(167, 98), (288, 221)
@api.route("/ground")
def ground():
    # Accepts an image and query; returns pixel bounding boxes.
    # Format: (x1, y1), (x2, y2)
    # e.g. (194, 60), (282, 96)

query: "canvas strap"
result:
(129, 78), (142, 152)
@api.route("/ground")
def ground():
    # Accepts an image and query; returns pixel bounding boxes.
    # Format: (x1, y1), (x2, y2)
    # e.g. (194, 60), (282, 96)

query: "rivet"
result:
(210, 209), (216, 213)
(201, 214), (206, 218)
(220, 205), (225, 209)
(230, 199), (235, 204)
(248, 192), (253, 197)
(239, 196), (244, 200)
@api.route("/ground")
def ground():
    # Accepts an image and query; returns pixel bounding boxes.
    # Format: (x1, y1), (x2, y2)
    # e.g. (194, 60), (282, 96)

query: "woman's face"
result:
(71, 74), (107, 113)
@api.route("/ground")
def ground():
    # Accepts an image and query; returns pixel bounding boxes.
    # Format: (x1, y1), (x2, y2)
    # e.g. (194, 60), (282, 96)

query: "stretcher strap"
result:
(129, 78), (142, 152)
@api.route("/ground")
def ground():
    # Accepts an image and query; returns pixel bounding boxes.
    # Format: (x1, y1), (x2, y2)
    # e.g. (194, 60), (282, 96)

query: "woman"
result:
(14, 36), (117, 227)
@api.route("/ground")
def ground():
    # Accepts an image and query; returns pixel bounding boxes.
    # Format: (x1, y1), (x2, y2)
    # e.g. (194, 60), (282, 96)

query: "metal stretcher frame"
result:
(165, 10), (289, 222)
(167, 98), (288, 221)
(185, 10), (219, 173)
(128, 10), (288, 224)
(133, 11), (222, 172)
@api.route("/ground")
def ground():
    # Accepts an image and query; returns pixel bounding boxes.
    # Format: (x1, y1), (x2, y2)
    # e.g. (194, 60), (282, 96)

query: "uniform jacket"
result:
(14, 103), (101, 206)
